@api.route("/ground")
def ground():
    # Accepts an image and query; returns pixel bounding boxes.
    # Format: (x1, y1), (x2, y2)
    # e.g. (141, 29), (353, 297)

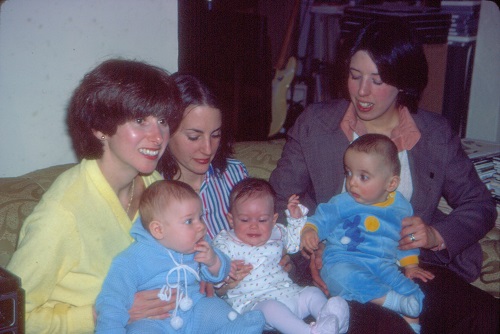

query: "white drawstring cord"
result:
(157, 251), (201, 330)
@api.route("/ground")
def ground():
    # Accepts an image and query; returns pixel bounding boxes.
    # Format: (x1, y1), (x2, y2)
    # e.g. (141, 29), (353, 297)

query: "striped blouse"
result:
(199, 159), (249, 239)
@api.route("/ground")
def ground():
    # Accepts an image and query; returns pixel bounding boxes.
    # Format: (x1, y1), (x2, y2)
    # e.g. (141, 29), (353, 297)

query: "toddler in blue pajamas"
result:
(95, 180), (265, 333)
(298, 134), (435, 333)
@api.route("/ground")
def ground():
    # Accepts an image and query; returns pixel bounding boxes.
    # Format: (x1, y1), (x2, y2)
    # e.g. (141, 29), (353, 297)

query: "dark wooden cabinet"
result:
(178, 0), (272, 141)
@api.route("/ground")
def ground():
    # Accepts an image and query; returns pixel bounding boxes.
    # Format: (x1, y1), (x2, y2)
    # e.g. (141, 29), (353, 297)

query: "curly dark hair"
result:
(67, 58), (182, 160)
(156, 73), (234, 179)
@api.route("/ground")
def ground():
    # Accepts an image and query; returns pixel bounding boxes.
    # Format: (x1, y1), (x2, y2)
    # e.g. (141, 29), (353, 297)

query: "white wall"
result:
(0, 0), (178, 177)
(467, 0), (500, 142)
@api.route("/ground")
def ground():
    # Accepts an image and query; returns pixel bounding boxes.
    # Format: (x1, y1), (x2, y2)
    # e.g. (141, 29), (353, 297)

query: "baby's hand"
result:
(224, 260), (252, 289)
(287, 194), (303, 219)
(194, 240), (219, 269)
(300, 227), (320, 258)
(404, 264), (435, 283)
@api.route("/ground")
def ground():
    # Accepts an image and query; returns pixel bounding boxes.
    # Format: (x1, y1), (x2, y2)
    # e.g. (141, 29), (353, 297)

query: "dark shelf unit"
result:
(178, 0), (272, 141)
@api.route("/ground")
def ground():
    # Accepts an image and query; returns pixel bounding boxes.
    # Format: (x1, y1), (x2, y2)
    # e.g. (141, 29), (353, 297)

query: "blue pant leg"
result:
(188, 296), (234, 332)
(126, 318), (175, 334)
(190, 296), (265, 334)
(379, 262), (424, 313)
(213, 309), (266, 334)
(321, 260), (391, 303)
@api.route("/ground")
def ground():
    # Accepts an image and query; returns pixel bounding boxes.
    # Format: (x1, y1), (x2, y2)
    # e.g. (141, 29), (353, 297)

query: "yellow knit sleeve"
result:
(399, 254), (419, 267)
(301, 222), (319, 235)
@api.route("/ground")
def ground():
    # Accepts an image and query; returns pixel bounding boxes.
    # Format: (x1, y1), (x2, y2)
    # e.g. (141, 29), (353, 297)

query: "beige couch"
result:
(1, 139), (499, 298)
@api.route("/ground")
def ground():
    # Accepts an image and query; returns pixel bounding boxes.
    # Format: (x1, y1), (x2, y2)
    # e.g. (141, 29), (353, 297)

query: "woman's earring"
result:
(101, 135), (105, 140)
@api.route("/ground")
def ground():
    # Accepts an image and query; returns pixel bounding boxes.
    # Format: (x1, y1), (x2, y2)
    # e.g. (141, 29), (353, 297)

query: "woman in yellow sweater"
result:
(7, 59), (182, 333)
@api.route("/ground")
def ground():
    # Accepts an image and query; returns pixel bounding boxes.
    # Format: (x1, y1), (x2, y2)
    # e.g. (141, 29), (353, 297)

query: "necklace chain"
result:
(126, 178), (135, 216)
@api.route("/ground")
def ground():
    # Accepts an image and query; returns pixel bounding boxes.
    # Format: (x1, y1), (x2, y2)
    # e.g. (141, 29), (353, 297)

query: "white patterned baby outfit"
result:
(213, 207), (305, 313)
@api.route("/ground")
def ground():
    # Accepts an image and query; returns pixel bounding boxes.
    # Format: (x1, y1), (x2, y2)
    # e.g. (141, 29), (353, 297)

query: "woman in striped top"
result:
(157, 73), (249, 239)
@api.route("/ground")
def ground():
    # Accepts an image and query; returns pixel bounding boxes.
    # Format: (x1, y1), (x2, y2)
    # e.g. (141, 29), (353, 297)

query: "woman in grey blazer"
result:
(270, 20), (498, 334)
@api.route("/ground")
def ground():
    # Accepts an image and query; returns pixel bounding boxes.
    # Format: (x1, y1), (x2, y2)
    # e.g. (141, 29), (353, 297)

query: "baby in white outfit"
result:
(213, 178), (349, 334)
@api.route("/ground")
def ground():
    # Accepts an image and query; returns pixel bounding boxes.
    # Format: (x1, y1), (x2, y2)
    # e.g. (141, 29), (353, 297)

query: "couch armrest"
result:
(0, 164), (74, 268)
(0, 177), (44, 267)
(472, 226), (500, 298)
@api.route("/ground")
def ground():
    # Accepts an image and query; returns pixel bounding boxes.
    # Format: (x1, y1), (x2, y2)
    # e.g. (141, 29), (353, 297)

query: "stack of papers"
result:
(462, 139), (500, 204)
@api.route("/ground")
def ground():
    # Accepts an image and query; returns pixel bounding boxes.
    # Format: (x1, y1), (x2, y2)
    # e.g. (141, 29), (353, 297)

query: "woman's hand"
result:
(128, 289), (176, 322)
(400, 216), (445, 250)
(404, 265), (435, 282)
(309, 243), (329, 296)
(200, 281), (215, 297)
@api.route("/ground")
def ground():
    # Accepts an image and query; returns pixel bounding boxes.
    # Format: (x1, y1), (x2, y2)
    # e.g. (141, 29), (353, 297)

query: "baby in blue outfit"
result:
(298, 134), (435, 333)
(95, 180), (265, 333)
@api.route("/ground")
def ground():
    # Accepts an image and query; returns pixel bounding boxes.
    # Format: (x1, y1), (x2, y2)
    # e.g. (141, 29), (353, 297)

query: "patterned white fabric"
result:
(213, 217), (305, 313)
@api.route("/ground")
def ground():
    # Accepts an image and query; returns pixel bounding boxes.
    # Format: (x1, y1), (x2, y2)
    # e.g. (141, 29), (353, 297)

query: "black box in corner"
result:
(0, 267), (24, 334)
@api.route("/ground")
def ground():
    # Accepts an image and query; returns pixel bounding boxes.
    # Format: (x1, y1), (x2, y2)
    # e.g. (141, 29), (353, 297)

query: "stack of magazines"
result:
(462, 138), (500, 205)
(493, 156), (500, 203)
